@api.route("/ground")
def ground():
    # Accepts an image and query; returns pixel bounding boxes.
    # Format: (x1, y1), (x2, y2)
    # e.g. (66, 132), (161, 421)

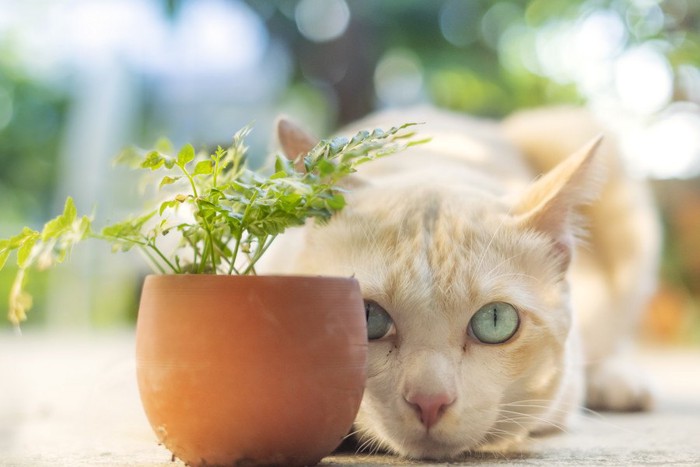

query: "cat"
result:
(261, 107), (661, 460)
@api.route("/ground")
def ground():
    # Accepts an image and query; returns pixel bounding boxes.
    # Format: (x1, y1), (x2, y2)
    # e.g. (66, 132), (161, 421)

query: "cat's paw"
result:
(477, 432), (528, 453)
(585, 356), (654, 412)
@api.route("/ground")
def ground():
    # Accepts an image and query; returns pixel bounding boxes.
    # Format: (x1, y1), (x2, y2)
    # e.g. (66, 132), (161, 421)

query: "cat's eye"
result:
(469, 302), (520, 344)
(365, 300), (394, 340)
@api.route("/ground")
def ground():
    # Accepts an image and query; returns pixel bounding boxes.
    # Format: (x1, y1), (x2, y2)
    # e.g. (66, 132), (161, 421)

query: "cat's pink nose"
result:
(405, 392), (456, 430)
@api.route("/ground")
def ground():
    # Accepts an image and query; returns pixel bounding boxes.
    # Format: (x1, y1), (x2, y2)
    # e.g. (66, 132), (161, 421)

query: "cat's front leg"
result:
(585, 353), (655, 412)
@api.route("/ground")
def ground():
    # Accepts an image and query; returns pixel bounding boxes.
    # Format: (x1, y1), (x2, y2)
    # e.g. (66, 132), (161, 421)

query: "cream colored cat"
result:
(261, 107), (660, 459)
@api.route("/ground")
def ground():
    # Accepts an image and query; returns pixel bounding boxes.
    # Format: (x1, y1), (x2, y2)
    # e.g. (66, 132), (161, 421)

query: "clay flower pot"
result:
(135, 274), (367, 466)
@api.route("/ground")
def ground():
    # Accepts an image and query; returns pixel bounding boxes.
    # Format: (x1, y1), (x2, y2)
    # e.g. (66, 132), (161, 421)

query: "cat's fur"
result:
(261, 107), (661, 459)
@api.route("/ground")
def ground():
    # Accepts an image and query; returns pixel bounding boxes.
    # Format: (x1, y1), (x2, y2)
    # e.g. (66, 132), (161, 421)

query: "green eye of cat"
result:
(469, 302), (520, 344)
(365, 300), (394, 340)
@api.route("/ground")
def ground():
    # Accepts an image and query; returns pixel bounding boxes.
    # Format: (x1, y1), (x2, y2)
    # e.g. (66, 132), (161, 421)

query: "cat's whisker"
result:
(499, 400), (555, 411)
(503, 402), (571, 414)
(490, 446), (515, 461)
(498, 410), (570, 434)
(575, 408), (640, 434)
(502, 399), (640, 436)
(356, 433), (379, 454)
(485, 426), (517, 437)
(364, 440), (379, 456)
(493, 415), (530, 433)
(267, 108), (659, 463)
(478, 431), (520, 460)
(483, 251), (528, 279)
(370, 435), (390, 456)
(359, 427), (391, 457)
(343, 428), (362, 441)
(500, 398), (581, 412)
(504, 398), (616, 418)
(473, 206), (513, 275)
(486, 272), (542, 284)
(359, 439), (375, 455)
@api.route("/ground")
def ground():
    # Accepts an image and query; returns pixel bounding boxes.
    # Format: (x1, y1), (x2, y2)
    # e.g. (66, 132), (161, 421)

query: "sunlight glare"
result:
(623, 107), (700, 179)
(615, 44), (673, 115)
(173, 0), (268, 75)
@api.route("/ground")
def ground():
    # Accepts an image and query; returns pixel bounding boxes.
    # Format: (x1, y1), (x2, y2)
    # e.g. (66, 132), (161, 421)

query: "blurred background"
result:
(0, 0), (698, 344)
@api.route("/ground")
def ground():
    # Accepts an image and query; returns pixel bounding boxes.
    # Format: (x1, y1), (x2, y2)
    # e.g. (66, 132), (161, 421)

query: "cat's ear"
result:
(513, 135), (605, 269)
(276, 116), (371, 190)
(277, 117), (318, 172)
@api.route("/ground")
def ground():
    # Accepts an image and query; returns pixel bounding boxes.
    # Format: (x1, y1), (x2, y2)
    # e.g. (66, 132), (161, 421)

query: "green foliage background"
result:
(1, 0), (699, 337)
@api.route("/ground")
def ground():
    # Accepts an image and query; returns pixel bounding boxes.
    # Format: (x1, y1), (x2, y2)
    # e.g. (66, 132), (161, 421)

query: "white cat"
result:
(262, 107), (661, 459)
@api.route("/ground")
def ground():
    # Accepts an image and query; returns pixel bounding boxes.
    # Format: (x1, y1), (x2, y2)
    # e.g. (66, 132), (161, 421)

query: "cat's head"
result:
(278, 118), (602, 459)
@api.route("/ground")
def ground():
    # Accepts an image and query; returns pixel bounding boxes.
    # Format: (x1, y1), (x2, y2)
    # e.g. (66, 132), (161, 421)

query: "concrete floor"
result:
(1, 331), (699, 466)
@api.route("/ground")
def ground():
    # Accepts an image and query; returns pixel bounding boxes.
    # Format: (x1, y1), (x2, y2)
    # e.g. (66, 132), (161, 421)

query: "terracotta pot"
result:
(135, 274), (367, 466)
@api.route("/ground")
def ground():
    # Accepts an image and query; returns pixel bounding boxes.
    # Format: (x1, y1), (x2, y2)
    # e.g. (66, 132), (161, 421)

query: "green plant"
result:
(0, 123), (425, 326)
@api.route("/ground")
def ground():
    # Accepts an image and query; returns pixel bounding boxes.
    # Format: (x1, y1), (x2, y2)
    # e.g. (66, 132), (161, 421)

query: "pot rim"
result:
(141, 273), (361, 289)
(142, 273), (357, 279)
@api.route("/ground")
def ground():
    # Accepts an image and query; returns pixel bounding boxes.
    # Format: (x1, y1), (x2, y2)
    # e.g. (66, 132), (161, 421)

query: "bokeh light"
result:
(623, 105), (700, 179)
(171, 0), (268, 75)
(1, 0), (700, 335)
(615, 44), (673, 115)
(439, 0), (480, 48)
(374, 49), (424, 107)
(295, 0), (350, 43)
(481, 2), (523, 51)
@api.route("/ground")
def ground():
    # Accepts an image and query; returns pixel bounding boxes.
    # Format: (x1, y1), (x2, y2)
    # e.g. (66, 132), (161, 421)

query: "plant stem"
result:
(192, 239), (199, 266)
(198, 238), (210, 274)
(148, 243), (179, 273)
(206, 229), (217, 273)
(228, 231), (242, 275)
(213, 154), (220, 187)
(241, 234), (276, 275)
(179, 165), (199, 199)
(228, 189), (259, 275)
(180, 163), (219, 273)
(101, 232), (179, 274)
(139, 245), (167, 274)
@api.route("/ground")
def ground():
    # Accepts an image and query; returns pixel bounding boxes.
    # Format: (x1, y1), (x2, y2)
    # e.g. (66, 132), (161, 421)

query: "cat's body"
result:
(262, 107), (660, 459)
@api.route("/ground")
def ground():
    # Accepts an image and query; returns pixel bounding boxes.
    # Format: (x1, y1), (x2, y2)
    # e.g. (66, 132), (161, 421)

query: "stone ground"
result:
(1, 331), (699, 466)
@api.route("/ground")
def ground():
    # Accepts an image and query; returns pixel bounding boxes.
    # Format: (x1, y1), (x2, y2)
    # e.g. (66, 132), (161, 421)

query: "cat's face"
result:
(276, 119), (600, 459)
(295, 185), (575, 458)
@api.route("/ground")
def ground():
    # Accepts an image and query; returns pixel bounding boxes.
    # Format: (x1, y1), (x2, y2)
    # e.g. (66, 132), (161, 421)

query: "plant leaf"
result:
(41, 197), (77, 241)
(8, 268), (32, 325)
(155, 137), (174, 154)
(159, 199), (180, 215)
(177, 144), (195, 167)
(64, 197), (77, 223)
(3, 119), (426, 325)
(102, 211), (155, 241)
(0, 248), (9, 271)
(194, 160), (213, 175)
(326, 193), (346, 210)
(113, 146), (143, 168)
(141, 151), (165, 170)
(159, 176), (180, 189)
(17, 232), (39, 268)
(329, 136), (349, 154)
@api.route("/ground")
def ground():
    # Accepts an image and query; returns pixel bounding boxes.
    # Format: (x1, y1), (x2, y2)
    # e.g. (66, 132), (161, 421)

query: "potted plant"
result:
(0, 120), (422, 466)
